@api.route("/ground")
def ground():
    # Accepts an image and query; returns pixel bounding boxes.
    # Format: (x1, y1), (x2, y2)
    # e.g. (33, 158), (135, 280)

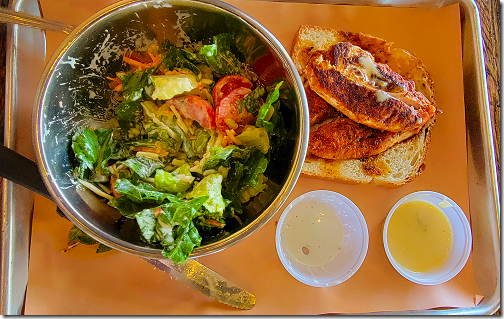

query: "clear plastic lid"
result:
(275, 190), (369, 287)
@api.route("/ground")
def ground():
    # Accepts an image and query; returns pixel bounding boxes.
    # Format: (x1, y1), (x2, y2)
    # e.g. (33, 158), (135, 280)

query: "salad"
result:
(70, 33), (288, 263)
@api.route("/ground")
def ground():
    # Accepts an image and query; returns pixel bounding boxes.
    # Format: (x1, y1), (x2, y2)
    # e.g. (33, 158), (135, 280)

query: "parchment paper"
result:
(24, 0), (481, 314)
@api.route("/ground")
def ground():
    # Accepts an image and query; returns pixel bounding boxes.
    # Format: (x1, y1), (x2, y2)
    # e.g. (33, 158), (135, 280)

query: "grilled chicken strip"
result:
(305, 81), (341, 125)
(305, 42), (436, 133)
(306, 86), (420, 160)
(309, 117), (420, 160)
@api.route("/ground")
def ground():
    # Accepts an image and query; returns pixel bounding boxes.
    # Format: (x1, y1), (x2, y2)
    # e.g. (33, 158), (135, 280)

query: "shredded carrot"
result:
(106, 76), (123, 91)
(123, 56), (148, 70)
(205, 219), (224, 227)
(153, 208), (163, 216)
(110, 175), (121, 198)
(113, 83), (123, 92)
(123, 45), (162, 71)
(221, 136), (229, 147)
(225, 129), (242, 145)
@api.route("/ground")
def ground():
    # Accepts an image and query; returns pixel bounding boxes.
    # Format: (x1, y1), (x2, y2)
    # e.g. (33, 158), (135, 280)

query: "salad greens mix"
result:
(70, 33), (288, 263)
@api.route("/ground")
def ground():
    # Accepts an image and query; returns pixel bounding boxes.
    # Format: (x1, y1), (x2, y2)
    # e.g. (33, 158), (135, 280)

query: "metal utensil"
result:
(0, 144), (256, 309)
(0, 6), (74, 34)
(146, 258), (256, 310)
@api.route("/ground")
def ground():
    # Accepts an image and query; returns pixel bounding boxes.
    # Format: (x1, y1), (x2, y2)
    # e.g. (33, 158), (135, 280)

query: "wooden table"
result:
(0, 0), (499, 314)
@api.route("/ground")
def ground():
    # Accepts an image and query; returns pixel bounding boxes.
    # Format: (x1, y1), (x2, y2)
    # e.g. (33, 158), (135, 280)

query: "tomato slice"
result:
(169, 96), (216, 130)
(215, 87), (255, 132)
(212, 75), (252, 107)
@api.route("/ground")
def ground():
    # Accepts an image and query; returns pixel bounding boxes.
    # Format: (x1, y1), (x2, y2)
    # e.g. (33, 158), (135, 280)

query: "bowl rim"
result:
(382, 190), (473, 285)
(33, 0), (309, 260)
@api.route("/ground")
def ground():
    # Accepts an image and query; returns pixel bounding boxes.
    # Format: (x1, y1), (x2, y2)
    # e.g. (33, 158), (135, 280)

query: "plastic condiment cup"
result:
(383, 191), (472, 285)
(275, 190), (369, 287)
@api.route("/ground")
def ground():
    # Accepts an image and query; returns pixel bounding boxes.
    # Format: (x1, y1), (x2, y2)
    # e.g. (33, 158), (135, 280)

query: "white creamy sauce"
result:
(358, 56), (382, 79)
(282, 199), (344, 267)
(375, 90), (390, 103)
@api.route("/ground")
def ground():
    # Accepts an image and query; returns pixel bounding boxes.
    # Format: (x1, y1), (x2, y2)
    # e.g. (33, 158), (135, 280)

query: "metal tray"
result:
(1, 0), (499, 315)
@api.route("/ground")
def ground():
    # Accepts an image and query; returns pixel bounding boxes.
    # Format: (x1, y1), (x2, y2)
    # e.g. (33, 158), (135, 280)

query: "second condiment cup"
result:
(383, 191), (472, 285)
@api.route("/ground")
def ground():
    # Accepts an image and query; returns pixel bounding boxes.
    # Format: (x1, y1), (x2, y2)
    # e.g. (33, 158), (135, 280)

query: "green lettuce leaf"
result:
(193, 129), (212, 156)
(198, 34), (242, 76)
(222, 189), (243, 217)
(121, 156), (165, 178)
(161, 196), (208, 263)
(114, 178), (179, 204)
(202, 145), (244, 171)
(119, 67), (155, 101)
(186, 174), (226, 216)
(68, 225), (96, 245)
(116, 100), (143, 134)
(141, 101), (195, 158)
(161, 41), (201, 79)
(223, 161), (244, 194)
(108, 196), (156, 218)
(256, 81), (283, 132)
(235, 126), (270, 154)
(240, 148), (268, 189)
(135, 208), (157, 244)
(71, 127), (115, 180)
(237, 86), (265, 115)
(154, 165), (194, 194)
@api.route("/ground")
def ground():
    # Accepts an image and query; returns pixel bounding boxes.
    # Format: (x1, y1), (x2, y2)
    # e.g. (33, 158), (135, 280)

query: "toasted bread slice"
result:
(302, 117), (435, 186)
(293, 24), (438, 186)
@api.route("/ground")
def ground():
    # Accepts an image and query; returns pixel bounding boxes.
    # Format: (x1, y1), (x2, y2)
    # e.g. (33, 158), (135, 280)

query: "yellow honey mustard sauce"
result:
(387, 200), (453, 273)
(282, 199), (344, 267)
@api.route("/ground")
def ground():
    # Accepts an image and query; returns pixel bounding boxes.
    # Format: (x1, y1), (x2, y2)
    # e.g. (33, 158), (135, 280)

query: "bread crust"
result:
(292, 24), (438, 186)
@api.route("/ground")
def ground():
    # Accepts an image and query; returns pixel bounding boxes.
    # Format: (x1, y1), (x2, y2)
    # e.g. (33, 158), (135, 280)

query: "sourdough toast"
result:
(292, 24), (438, 186)
(302, 117), (435, 186)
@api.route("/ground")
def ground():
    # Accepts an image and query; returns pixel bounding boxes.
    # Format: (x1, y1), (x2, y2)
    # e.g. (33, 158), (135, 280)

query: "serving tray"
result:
(1, 0), (499, 315)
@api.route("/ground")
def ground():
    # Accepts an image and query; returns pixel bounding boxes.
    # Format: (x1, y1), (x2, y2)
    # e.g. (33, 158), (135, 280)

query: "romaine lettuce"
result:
(235, 126), (270, 154)
(154, 165), (194, 193)
(186, 174), (226, 217)
(113, 178), (179, 204)
(198, 34), (243, 76)
(256, 81), (283, 132)
(71, 127), (115, 181)
(121, 156), (165, 178)
(120, 67), (155, 101)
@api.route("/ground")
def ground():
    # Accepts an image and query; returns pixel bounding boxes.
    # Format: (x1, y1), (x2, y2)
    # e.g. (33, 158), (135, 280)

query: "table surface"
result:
(0, 0), (500, 314)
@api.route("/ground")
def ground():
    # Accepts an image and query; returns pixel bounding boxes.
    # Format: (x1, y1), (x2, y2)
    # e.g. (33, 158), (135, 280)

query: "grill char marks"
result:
(306, 84), (419, 160)
(305, 81), (341, 125)
(306, 42), (436, 133)
(308, 115), (418, 160)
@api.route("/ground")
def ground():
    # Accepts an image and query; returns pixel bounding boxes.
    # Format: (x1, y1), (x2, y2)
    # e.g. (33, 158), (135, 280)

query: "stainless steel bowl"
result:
(34, 0), (308, 259)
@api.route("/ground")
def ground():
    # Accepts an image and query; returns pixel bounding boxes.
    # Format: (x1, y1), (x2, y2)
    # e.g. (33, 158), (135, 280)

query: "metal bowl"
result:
(33, 0), (308, 259)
